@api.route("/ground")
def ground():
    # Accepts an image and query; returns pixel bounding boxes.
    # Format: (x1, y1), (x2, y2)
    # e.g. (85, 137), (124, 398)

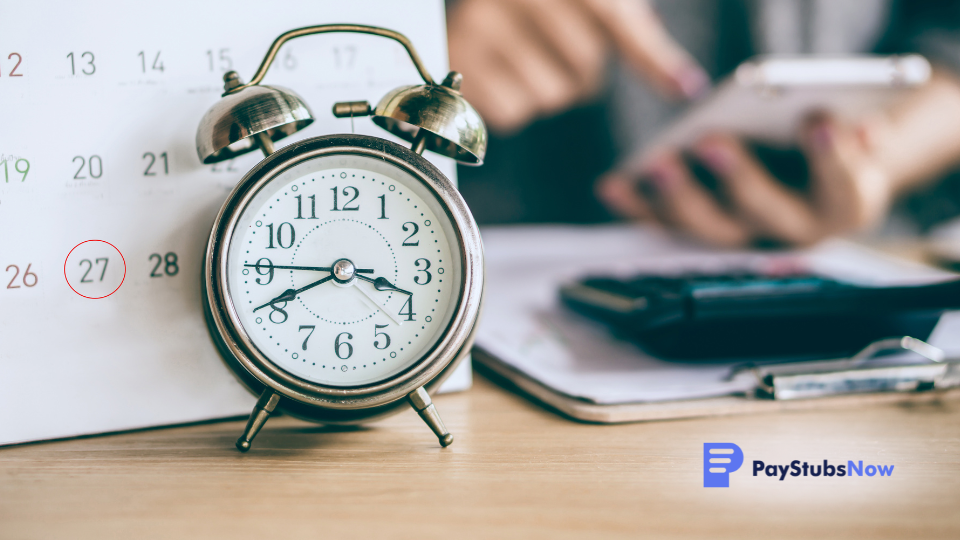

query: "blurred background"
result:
(447, 0), (960, 251)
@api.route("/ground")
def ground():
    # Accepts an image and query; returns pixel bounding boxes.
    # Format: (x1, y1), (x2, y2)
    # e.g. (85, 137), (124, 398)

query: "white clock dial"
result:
(225, 153), (462, 387)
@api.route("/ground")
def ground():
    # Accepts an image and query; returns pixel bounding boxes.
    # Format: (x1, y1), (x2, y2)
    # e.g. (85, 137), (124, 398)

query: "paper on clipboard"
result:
(474, 225), (960, 407)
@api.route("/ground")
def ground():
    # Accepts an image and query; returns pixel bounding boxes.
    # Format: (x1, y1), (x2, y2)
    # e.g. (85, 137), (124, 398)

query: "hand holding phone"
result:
(597, 55), (934, 247)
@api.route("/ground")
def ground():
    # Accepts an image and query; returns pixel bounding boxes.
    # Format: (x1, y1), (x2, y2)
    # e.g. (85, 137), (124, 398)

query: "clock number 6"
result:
(335, 332), (354, 359)
(374, 324), (391, 350)
(414, 258), (431, 285)
(299, 325), (315, 351)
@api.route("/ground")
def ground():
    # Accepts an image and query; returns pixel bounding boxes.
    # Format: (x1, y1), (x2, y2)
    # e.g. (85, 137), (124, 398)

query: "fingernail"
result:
(810, 124), (833, 150)
(695, 141), (734, 174)
(675, 65), (710, 99)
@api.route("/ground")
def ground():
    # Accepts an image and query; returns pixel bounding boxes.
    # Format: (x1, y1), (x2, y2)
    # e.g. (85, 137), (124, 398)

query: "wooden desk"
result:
(1, 373), (958, 539)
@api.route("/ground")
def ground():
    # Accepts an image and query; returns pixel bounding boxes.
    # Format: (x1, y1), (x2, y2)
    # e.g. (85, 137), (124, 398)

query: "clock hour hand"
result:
(253, 274), (335, 312)
(356, 274), (412, 296)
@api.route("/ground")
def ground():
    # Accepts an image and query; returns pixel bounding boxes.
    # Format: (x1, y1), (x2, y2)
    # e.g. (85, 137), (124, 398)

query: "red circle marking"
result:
(64, 240), (127, 299)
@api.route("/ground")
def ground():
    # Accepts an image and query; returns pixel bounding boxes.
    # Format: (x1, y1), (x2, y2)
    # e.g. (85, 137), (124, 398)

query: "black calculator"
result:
(559, 272), (960, 361)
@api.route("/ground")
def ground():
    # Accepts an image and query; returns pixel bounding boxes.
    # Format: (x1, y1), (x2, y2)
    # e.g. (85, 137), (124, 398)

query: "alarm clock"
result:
(195, 25), (486, 452)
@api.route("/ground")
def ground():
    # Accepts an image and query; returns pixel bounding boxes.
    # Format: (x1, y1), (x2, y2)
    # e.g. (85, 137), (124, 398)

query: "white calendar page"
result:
(0, 0), (472, 446)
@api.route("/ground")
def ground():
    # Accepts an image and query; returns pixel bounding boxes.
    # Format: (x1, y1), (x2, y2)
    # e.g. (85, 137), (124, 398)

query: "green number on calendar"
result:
(1, 158), (29, 182)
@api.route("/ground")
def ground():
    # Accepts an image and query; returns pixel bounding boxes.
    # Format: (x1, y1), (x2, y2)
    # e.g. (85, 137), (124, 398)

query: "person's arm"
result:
(876, 71), (960, 193)
(447, 0), (708, 133)
(597, 68), (960, 246)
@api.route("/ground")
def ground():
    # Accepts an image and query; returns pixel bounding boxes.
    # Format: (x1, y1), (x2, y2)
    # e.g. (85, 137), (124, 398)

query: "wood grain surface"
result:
(1, 373), (959, 539)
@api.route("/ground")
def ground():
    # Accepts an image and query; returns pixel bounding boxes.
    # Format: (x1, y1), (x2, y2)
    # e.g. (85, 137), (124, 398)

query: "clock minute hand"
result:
(243, 263), (374, 273)
(356, 274), (412, 296)
(253, 274), (335, 312)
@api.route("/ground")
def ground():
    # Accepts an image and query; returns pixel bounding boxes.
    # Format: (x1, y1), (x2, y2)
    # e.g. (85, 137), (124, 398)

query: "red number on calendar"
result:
(3, 53), (24, 77)
(5, 264), (38, 289)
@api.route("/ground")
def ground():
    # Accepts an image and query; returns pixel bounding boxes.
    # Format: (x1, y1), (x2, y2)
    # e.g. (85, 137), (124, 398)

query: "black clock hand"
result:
(356, 274), (412, 296)
(243, 263), (373, 273)
(253, 274), (335, 312)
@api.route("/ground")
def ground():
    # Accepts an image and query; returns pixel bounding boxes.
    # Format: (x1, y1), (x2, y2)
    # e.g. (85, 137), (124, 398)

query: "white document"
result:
(0, 0), (470, 447)
(476, 225), (960, 405)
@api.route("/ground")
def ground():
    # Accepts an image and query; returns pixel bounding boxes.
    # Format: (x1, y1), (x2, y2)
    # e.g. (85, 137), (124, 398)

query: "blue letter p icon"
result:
(704, 443), (744, 487)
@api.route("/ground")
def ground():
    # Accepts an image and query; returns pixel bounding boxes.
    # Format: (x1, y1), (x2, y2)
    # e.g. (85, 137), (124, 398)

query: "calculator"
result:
(560, 272), (960, 361)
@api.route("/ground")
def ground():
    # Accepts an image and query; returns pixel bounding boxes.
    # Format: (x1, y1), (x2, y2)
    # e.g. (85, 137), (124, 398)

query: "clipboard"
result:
(473, 338), (960, 424)
(472, 225), (960, 424)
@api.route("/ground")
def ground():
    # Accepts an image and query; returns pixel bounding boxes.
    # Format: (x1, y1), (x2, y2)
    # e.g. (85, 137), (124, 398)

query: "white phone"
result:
(639, 55), (931, 162)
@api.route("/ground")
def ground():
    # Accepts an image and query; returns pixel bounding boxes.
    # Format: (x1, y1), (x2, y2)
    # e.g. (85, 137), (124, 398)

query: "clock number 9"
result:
(266, 223), (295, 249)
(253, 257), (274, 285)
(413, 258), (432, 285)
(374, 324), (391, 350)
(335, 332), (354, 359)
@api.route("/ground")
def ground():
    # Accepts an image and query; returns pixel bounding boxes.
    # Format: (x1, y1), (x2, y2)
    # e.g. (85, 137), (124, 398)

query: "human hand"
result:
(597, 114), (897, 247)
(447, 0), (709, 133)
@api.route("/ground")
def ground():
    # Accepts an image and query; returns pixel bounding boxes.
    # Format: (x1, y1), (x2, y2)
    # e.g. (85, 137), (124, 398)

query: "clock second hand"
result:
(352, 282), (404, 325)
(253, 274), (335, 312)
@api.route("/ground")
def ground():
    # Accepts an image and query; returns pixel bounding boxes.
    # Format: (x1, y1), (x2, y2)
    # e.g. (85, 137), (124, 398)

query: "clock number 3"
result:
(414, 258), (431, 285)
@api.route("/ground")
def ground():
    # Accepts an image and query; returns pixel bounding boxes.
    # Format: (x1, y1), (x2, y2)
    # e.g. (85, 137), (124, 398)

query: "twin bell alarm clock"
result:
(195, 25), (487, 452)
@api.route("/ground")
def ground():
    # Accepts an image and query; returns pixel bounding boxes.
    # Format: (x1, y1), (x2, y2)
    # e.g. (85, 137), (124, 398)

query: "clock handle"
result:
(408, 387), (454, 448)
(226, 24), (435, 97)
(235, 390), (281, 452)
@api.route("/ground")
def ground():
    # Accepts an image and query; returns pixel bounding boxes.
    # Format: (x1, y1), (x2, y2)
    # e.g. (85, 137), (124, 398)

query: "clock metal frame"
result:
(203, 134), (483, 443)
(196, 24), (488, 452)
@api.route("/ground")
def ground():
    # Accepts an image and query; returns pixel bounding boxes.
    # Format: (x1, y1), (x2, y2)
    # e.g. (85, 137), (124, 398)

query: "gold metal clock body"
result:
(195, 25), (487, 451)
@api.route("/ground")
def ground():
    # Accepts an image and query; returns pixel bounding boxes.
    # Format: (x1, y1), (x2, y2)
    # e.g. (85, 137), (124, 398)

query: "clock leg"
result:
(235, 390), (280, 452)
(407, 386), (453, 447)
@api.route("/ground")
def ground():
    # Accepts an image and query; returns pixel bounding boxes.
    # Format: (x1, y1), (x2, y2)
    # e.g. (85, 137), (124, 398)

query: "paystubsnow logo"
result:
(703, 443), (895, 487)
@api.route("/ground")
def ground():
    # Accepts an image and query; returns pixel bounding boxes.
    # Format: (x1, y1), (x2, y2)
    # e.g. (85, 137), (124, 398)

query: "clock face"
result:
(225, 152), (462, 387)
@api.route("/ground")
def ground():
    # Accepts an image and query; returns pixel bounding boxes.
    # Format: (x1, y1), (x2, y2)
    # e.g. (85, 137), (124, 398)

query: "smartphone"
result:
(639, 55), (931, 162)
